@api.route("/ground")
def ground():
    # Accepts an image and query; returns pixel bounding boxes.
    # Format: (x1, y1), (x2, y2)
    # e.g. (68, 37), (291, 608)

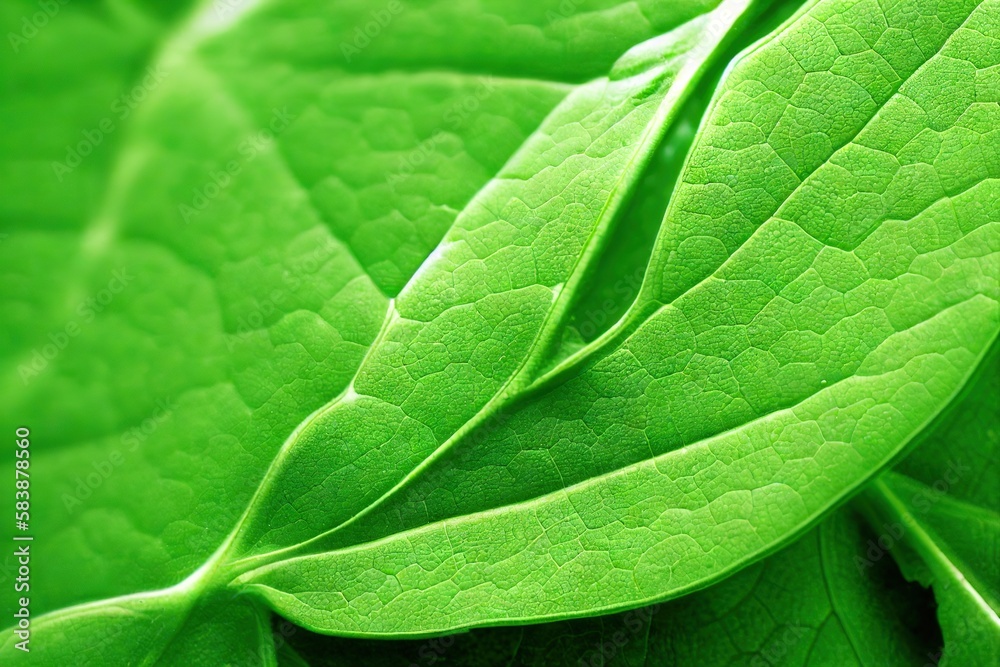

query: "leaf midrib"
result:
(223, 2), (761, 571)
(234, 299), (994, 602)
(818, 520), (871, 667)
(224, 0), (994, 578)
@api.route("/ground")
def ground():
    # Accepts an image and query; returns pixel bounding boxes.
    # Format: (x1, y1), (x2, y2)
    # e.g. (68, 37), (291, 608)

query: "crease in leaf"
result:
(227, 0), (762, 562)
(2, 0), (763, 659)
(2, 0), (997, 661)
(231, 0), (999, 636)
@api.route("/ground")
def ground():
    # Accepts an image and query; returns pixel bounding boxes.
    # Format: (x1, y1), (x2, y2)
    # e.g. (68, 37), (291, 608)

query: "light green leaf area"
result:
(283, 346), (1000, 666)
(283, 508), (942, 666)
(554, 0), (804, 356)
(0, 0), (997, 663)
(241, 0), (999, 636)
(2, 0), (697, 618)
(279, 350), (1000, 667)
(229, 0), (759, 558)
(1, 0), (753, 662)
(861, 346), (1000, 666)
(0, 585), (276, 666)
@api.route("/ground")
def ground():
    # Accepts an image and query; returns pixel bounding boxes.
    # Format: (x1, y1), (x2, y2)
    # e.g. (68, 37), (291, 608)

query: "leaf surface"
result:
(239, 0), (1000, 636)
(860, 346), (1000, 666)
(1, 0), (686, 616)
(1, 0), (759, 660)
(229, 0), (762, 560)
(279, 350), (1000, 665)
(1, 0), (998, 661)
(281, 508), (943, 666)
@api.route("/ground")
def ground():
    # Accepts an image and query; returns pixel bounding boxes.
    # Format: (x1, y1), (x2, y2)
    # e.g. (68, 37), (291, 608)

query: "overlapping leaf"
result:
(1, 0), (997, 663)
(240, 0), (999, 636)
(281, 349), (1000, 666)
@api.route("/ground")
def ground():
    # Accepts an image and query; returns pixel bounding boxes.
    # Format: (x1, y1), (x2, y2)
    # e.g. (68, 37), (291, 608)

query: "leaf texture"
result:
(238, 0), (1000, 636)
(1, 0), (997, 662)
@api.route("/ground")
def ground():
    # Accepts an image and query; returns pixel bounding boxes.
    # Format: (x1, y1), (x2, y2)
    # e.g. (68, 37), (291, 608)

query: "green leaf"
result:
(859, 345), (1000, 666)
(2, 0), (763, 661)
(238, 0), (999, 636)
(281, 508), (944, 666)
(0, 585), (276, 666)
(2, 0), (998, 662)
(226, 0), (765, 559)
(1, 0), (718, 618)
(276, 359), (1000, 666)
